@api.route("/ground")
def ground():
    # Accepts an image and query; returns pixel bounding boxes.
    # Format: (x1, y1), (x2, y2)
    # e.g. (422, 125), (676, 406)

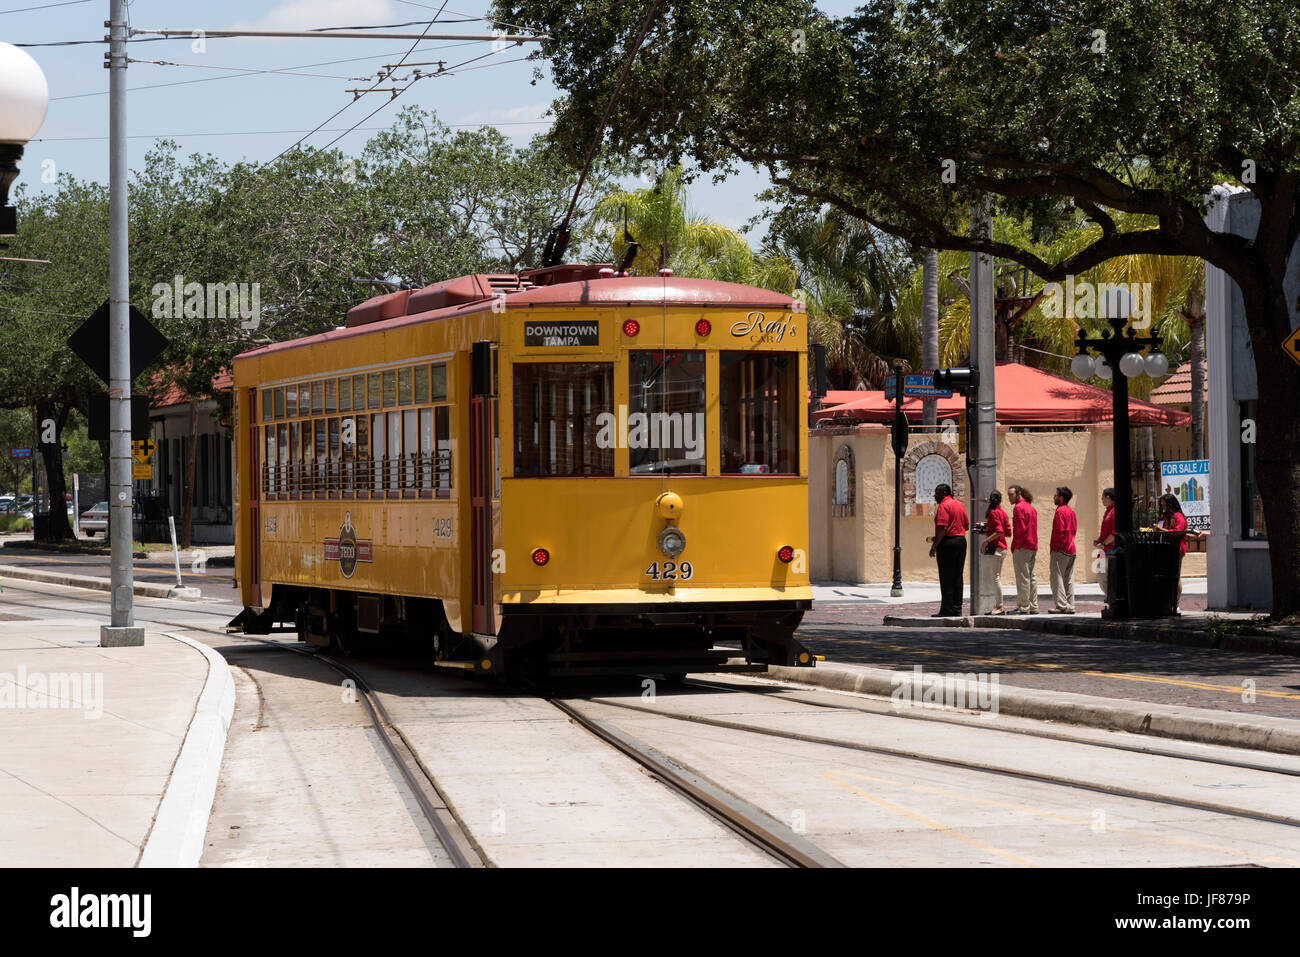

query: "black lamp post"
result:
(1071, 298), (1169, 618)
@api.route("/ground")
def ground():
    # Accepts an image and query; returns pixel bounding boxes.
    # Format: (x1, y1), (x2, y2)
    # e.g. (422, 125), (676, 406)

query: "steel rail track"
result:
(0, 583), (481, 867)
(577, 694), (1300, 831)
(542, 692), (844, 868)
(682, 676), (1300, 778)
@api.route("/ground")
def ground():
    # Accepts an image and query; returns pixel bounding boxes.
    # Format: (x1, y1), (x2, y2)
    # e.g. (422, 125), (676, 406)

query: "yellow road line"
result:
(821, 769), (1041, 867)
(830, 768), (1300, 867)
(799, 633), (1300, 701)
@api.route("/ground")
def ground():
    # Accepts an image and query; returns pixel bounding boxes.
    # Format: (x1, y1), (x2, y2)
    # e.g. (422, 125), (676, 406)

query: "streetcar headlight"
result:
(658, 526), (686, 558)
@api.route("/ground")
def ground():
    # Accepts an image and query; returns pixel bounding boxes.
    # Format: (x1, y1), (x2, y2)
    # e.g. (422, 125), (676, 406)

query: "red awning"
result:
(812, 362), (1191, 427)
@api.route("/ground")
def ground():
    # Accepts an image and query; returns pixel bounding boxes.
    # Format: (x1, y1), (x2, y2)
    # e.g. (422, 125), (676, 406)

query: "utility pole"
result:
(967, 201), (996, 616)
(101, 0), (141, 647)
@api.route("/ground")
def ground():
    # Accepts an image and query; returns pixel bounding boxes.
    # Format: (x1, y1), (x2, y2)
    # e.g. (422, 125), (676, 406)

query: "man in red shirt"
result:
(1008, 485), (1039, 614)
(929, 483), (968, 616)
(1049, 486), (1078, 613)
(1094, 488), (1116, 611)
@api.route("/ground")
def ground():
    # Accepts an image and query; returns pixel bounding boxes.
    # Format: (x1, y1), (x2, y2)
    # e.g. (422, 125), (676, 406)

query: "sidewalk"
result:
(0, 619), (232, 866)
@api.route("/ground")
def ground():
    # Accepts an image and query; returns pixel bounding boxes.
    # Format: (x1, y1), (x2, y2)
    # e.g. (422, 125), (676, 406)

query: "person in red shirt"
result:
(1094, 488), (1116, 611)
(1048, 486), (1078, 614)
(929, 483), (968, 616)
(1008, 485), (1039, 614)
(979, 489), (1010, 614)
(1157, 493), (1190, 612)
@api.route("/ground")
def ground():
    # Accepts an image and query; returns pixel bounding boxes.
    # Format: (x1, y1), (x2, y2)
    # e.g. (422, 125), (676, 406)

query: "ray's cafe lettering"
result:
(729, 311), (798, 343)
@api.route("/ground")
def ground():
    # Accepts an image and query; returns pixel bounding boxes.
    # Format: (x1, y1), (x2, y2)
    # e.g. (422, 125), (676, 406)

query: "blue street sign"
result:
(884, 373), (953, 399)
(10, 448), (31, 458)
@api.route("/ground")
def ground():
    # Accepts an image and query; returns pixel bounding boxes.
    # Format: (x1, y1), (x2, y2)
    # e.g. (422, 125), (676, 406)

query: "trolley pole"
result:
(101, 0), (142, 647)
(967, 200), (996, 616)
(890, 362), (905, 598)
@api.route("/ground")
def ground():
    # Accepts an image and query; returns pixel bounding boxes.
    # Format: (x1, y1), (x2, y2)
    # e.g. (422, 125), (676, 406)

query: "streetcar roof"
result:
(234, 271), (799, 361)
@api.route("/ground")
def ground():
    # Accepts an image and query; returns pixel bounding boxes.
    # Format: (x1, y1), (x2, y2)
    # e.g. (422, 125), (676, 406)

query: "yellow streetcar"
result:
(231, 264), (815, 676)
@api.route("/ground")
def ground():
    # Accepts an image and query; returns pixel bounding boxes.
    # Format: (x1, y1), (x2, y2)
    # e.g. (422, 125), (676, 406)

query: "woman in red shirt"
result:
(1157, 493), (1190, 612)
(979, 490), (1010, 614)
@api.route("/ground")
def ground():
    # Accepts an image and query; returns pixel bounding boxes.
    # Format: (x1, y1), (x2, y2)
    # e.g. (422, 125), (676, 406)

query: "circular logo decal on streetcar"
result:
(338, 511), (358, 578)
(324, 511), (373, 579)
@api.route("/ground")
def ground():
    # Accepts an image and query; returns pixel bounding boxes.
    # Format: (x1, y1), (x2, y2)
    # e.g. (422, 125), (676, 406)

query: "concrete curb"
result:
(138, 632), (235, 868)
(765, 661), (1300, 755)
(0, 563), (201, 600)
(880, 612), (1300, 656)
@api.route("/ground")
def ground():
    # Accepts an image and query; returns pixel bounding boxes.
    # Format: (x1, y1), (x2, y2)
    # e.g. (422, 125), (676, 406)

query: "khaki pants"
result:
(1050, 550), (1075, 612)
(1013, 549), (1038, 613)
(978, 548), (1006, 614)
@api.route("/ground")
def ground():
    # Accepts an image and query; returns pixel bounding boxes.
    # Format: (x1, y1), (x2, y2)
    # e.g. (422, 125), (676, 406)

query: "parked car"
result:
(79, 501), (109, 536)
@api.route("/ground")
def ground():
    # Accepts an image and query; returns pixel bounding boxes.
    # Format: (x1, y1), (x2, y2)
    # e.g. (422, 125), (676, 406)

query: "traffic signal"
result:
(934, 366), (978, 395)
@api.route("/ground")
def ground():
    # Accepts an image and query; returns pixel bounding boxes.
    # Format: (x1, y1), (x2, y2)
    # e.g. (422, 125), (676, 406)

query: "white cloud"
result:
(456, 102), (553, 129)
(233, 0), (397, 33)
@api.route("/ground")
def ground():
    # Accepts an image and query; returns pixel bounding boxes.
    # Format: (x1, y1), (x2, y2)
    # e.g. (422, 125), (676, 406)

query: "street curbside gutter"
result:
(881, 612), (1300, 656)
(138, 632), (235, 868)
(764, 661), (1300, 756)
(0, 563), (201, 600)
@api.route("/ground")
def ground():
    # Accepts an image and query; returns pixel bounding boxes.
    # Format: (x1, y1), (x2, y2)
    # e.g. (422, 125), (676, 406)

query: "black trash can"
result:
(1121, 530), (1182, 617)
(33, 511), (50, 541)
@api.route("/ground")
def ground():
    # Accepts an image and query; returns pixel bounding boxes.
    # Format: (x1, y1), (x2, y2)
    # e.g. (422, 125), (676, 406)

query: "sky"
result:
(9, 0), (863, 237)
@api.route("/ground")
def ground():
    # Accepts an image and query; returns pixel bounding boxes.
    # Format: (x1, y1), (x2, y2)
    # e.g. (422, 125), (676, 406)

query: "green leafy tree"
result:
(496, 0), (1300, 615)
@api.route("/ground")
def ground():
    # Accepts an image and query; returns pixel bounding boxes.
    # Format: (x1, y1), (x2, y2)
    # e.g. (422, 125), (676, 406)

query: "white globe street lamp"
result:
(1118, 352), (1146, 378)
(1070, 353), (1096, 379)
(1144, 351), (1169, 378)
(1093, 356), (1112, 380)
(0, 41), (51, 235)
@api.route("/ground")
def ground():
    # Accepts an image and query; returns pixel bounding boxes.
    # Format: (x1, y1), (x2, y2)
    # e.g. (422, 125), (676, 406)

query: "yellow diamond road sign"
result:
(131, 438), (156, 464)
(1285, 326), (1300, 370)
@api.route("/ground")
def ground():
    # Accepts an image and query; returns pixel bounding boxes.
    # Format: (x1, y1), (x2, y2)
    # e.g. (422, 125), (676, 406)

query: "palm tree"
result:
(921, 249), (939, 424)
(763, 209), (917, 388)
(592, 166), (753, 276)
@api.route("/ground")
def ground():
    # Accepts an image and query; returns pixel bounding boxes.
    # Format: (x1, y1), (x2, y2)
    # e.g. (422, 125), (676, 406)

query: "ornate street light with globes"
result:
(1070, 286), (1170, 617)
(0, 41), (50, 236)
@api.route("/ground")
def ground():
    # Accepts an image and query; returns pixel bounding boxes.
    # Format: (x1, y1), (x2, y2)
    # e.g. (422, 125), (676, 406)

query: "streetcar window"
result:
(367, 373), (382, 410)
(371, 413), (385, 493)
(435, 405), (451, 493)
(431, 363), (447, 402)
(338, 377), (351, 412)
(315, 420), (327, 491)
(513, 363), (613, 477)
(312, 382), (324, 415)
(419, 408), (433, 491)
(301, 418), (315, 493)
(325, 379), (338, 414)
(289, 421), (301, 495)
(275, 424), (287, 494)
(386, 410), (401, 491)
(328, 417), (340, 492)
(413, 365), (429, 404)
(300, 383), (311, 417)
(286, 384), (298, 419)
(402, 410), (417, 489)
(353, 375), (365, 411)
(261, 390), (272, 422)
(355, 414), (370, 492)
(398, 367), (413, 406)
(628, 351), (706, 475)
(264, 425), (275, 494)
(720, 352), (799, 475)
(383, 371), (397, 407)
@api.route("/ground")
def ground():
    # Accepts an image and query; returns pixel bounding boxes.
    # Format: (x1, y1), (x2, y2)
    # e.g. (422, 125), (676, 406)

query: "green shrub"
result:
(0, 515), (33, 532)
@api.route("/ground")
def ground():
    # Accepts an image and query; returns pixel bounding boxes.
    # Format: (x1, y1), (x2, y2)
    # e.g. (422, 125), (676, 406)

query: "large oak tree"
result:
(498, 0), (1300, 617)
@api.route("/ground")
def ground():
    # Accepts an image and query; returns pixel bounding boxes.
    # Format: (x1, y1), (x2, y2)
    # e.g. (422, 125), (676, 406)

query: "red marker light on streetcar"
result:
(531, 547), (550, 566)
(695, 318), (712, 337)
(622, 319), (640, 337)
(777, 545), (795, 564)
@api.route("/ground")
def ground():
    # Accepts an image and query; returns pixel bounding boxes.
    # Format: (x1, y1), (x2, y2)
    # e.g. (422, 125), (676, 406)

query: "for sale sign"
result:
(1160, 459), (1210, 532)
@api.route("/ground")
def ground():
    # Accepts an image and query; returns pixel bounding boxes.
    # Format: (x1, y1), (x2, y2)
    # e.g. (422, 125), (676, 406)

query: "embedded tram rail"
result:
(6, 580), (1299, 867)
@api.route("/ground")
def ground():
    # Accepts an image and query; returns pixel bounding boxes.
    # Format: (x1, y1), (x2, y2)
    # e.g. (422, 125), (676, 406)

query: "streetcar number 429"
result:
(645, 561), (693, 580)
